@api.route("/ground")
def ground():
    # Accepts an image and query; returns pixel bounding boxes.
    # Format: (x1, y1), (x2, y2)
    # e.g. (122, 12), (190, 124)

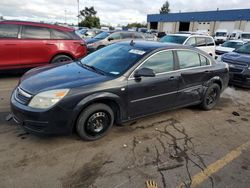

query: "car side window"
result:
(177, 50), (201, 69)
(109, 33), (121, 40)
(141, 51), (174, 74)
(0, 24), (19, 38)
(21, 26), (51, 39)
(199, 55), (210, 66)
(51, 29), (72, 39)
(185, 37), (196, 47)
(206, 37), (215, 46)
(121, 33), (132, 39)
(196, 37), (206, 47)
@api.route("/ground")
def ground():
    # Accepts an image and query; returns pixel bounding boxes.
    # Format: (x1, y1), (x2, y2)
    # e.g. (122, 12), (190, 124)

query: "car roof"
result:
(167, 33), (212, 38)
(226, 40), (244, 43)
(117, 40), (194, 51)
(0, 20), (74, 32)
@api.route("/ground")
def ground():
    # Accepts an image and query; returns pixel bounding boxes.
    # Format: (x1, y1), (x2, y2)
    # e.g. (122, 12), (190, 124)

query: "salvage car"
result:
(0, 21), (87, 70)
(11, 41), (229, 140)
(215, 40), (245, 57)
(220, 42), (250, 88)
(86, 31), (145, 53)
(160, 34), (216, 58)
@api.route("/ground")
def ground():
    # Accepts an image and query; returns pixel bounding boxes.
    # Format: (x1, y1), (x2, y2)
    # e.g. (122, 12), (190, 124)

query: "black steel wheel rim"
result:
(206, 88), (218, 106)
(85, 111), (111, 136)
(55, 57), (71, 63)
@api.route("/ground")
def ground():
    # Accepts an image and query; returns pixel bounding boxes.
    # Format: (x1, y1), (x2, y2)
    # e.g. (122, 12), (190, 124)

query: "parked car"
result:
(220, 42), (250, 88)
(144, 33), (158, 41)
(160, 34), (216, 57)
(0, 21), (87, 70)
(239, 32), (250, 42)
(86, 31), (145, 53)
(10, 41), (229, 140)
(214, 29), (228, 44)
(76, 29), (102, 39)
(229, 30), (242, 40)
(215, 40), (245, 58)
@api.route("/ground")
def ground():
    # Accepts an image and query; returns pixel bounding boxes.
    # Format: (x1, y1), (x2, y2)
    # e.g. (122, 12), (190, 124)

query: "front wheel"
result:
(51, 55), (72, 64)
(201, 83), (221, 110)
(76, 104), (114, 141)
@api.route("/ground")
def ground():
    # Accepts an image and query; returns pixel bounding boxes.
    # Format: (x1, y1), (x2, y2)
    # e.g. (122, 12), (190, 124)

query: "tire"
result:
(201, 83), (221, 110)
(51, 55), (72, 64)
(97, 45), (105, 50)
(76, 103), (114, 141)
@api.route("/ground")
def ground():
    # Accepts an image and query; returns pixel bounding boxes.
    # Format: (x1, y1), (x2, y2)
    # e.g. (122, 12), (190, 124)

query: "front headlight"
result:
(28, 89), (69, 109)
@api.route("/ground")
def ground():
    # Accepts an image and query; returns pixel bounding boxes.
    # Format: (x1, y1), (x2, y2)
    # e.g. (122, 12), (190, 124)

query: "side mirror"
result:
(134, 68), (155, 78)
(108, 37), (114, 41)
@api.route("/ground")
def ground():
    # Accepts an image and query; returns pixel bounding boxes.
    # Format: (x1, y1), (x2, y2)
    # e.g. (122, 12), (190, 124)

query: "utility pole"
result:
(64, 9), (67, 24)
(77, 0), (80, 27)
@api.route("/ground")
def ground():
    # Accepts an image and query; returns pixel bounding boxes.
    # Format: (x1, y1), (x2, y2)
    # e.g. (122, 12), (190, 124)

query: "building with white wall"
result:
(147, 9), (250, 34)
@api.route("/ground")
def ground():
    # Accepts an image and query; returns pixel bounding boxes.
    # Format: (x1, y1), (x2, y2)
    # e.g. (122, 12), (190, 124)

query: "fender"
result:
(204, 76), (223, 89)
(74, 92), (127, 122)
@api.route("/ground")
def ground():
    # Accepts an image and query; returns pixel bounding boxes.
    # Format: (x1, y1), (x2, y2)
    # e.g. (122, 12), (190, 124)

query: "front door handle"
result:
(46, 43), (55, 46)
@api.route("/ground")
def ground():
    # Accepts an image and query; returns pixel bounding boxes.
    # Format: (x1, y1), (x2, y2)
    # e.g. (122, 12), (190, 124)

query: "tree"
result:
(79, 6), (100, 28)
(160, 1), (170, 14)
(126, 22), (147, 29)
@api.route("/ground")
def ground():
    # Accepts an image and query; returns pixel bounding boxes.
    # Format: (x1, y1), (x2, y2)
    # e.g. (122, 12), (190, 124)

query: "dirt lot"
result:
(0, 74), (250, 188)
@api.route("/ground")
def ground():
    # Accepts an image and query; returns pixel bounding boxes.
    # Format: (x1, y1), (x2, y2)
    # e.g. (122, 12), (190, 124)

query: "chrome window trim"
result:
(128, 49), (212, 80)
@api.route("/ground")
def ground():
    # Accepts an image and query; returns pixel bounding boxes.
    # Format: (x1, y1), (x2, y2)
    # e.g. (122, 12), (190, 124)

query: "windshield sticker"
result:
(129, 49), (146, 55)
(110, 72), (120, 75)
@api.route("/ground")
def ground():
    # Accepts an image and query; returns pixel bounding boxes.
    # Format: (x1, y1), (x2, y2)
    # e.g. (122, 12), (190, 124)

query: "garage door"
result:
(197, 22), (210, 31)
(163, 23), (174, 33)
(244, 21), (250, 32)
(218, 22), (235, 33)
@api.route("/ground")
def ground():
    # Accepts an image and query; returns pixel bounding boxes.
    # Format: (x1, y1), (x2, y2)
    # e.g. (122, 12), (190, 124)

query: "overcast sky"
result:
(1, 0), (250, 26)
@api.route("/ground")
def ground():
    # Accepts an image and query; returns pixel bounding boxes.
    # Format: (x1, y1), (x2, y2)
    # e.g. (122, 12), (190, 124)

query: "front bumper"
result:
(229, 69), (250, 88)
(10, 93), (75, 135)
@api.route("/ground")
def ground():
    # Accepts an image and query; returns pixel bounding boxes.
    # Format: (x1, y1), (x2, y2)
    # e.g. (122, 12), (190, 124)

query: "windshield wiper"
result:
(82, 64), (106, 75)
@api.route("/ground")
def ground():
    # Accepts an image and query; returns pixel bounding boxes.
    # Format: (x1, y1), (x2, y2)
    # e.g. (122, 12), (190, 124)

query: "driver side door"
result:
(127, 50), (180, 118)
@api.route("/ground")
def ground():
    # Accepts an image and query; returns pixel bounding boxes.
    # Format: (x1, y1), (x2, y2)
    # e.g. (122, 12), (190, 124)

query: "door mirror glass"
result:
(134, 68), (155, 78)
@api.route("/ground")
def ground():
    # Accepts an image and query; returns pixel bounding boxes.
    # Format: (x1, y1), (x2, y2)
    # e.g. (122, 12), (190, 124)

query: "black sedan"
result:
(11, 41), (229, 140)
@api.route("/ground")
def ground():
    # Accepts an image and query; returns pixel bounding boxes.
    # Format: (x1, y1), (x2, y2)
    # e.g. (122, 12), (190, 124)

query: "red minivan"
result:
(0, 21), (87, 70)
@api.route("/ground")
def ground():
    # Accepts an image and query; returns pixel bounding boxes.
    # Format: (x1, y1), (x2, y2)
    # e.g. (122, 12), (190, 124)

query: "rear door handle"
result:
(46, 43), (55, 46)
(169, 76), (177, 81)
(204, 70), (212, 73)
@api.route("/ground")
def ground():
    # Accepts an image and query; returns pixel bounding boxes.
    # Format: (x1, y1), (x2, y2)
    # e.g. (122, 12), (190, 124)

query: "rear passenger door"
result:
(175, 50), (213, 106)
(19, 25), (53, 66)
(0, 24), (20, 69)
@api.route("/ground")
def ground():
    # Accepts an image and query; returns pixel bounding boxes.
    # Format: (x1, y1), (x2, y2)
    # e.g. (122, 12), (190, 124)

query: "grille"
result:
(15, 87), (32, 105)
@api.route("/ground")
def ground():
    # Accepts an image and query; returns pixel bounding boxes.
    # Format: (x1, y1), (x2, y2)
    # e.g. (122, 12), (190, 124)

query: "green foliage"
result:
(160, 1), (170, 14)
(79, 6), (100, 28)
(126, 22), (147, 28)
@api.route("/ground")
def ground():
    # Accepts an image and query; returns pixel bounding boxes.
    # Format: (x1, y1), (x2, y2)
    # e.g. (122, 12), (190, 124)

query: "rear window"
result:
(121, 32), (133, 39)
(21, 26), (50, 39)
(135, 33), (144, 39)
(160, 35), (188, 44)
(51, 29), (72, 39)
(0, 24), (19, 38)
(206, 37), (215, 46)
(196, 37), (206, 47)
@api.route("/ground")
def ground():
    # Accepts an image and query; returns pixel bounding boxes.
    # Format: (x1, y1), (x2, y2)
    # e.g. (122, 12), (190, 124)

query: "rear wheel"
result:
(51, 55), (72, 64)
(76, 104), (114, 141)
(201, 83), (221, 110)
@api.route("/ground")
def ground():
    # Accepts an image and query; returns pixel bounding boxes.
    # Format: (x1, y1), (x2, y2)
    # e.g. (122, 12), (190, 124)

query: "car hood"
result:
(216, 46), (234, 52)
(19, 62), (110, 94)
(222, 52), (250, 65)
(86, 38), (102, 44)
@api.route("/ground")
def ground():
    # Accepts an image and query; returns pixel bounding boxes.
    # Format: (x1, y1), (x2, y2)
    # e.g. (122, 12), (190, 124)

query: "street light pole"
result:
(77, 0), (80, 27)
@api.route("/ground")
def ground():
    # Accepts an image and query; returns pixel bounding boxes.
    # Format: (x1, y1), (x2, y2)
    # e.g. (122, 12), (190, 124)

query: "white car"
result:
(239, 32), (250, 42)
(214, 29), (228, 44)
(215, 40), (245, 58)
(160, 34), (216, 57)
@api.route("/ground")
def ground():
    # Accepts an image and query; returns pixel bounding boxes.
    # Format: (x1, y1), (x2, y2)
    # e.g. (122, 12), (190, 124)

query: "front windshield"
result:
(241, 34), (250, 39)
(234, 43), (250, 54)
(80, 43), (147, 76)
(160, 35), (188, 44)
(94, 32), (110, 39)
(216, 32), (227, 37)
(221, 41), (243, 49)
